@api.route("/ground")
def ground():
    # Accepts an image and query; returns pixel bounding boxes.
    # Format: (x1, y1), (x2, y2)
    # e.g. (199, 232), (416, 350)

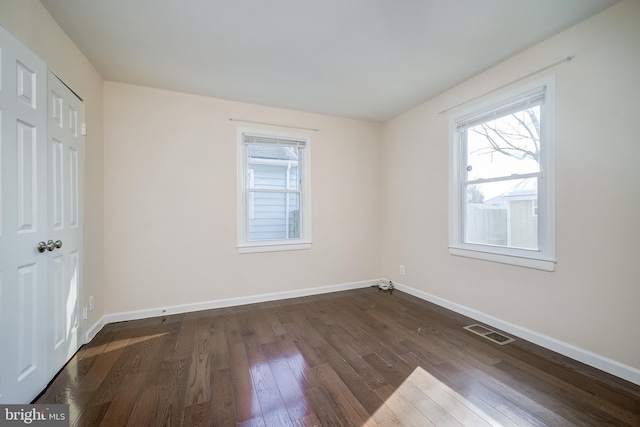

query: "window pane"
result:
(287, 193), (301, 239)
(464, 178), (538, 250)
(248, 192), (301, 241)
(466, 105), (541, 181)
(248, 145), (300, 190)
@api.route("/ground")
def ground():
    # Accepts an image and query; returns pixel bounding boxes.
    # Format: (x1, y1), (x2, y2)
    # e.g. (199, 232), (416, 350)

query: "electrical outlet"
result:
(400, 265), (405, 275)
(83, 308), (88, 320)
(89, 295), (94, 311)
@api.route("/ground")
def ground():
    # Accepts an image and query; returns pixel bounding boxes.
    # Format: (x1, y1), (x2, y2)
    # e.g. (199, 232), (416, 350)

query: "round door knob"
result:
(46, 240), (56, 251)
(54, 240), (62, 249)
(37, 241), (47, 253)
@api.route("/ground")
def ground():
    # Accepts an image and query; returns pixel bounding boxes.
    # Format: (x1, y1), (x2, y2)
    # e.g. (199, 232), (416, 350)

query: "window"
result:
(237, 128), (311, 253)
(449, 77), (555, 271)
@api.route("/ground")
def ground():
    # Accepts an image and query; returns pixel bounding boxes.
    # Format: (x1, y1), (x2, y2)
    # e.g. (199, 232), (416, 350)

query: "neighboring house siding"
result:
(249, 163), (300, 240)
(251, 163), (297, 189)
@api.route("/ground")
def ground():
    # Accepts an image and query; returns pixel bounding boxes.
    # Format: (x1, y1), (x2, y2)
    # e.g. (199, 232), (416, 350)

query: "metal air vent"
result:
(464, 323), (515, 345)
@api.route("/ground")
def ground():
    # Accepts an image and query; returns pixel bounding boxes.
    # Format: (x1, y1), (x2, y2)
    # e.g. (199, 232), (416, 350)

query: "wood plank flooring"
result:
(36, 288), (640, 426)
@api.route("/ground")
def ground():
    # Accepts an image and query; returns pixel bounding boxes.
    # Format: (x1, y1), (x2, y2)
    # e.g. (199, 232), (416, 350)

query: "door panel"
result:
(16, 61), (37, 109)
(51, 138), (64, 230)
(16, 263), (38, 381)
(16, 121), (38, 231)
(69, 146), (79, 228)
(52, 253), (65, 350)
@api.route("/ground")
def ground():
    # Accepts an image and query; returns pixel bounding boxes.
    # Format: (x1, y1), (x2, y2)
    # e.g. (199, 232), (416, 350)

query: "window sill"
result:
(449, 247), (555, 271)
(238, 241), (312, 254)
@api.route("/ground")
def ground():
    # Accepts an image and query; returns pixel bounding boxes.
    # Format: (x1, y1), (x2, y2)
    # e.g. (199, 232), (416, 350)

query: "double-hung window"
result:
(449, 76), (556, 271)
(237, 128), (311, 253)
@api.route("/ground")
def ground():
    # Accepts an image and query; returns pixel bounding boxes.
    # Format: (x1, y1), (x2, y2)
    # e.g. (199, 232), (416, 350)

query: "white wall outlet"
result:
(89, 295), (94, 311)
(400, 265), (405, 275)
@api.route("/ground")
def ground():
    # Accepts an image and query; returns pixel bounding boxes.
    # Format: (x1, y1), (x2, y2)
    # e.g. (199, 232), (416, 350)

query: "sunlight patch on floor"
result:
(368, 366), (499, 426)
(78, 332), (169, 359)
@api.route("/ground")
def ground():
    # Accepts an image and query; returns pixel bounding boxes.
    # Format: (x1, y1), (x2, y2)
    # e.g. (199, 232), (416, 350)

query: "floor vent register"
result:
(464, 323), (515, 345)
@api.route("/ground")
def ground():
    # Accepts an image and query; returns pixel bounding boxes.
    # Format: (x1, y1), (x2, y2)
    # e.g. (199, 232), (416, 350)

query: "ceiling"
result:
(40, 0), (618, 122)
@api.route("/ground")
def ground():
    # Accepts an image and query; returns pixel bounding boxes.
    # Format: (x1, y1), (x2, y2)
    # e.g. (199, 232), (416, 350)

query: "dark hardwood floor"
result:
(36, 288), (640, 426)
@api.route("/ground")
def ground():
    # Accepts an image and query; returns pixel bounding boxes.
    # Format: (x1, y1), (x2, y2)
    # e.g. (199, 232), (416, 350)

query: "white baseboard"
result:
(85, 315), (106, 343)
(85, 279), (377, 341)
(391, 280), (640, 386)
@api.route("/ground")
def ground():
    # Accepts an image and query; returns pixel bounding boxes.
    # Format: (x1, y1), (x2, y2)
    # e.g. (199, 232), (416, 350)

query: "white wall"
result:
(103, 82), (382, 314)
(381, 0), (640, 371)
(0, 0), (105, 328)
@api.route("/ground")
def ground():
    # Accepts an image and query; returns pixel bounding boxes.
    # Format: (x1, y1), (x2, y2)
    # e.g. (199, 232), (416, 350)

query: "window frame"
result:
(236, 127), (312, 253)
(448, 76), (556, 271)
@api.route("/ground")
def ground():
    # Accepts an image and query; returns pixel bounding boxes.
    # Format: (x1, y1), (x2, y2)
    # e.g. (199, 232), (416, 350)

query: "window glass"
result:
(465, 105), (541, 181)
(464, 179), (538, 250)
(462, 105), (542, 251)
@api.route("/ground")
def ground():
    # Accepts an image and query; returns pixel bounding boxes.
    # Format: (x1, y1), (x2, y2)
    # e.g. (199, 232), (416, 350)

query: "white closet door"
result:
(0, 25), (50, 403)
(47, 72), (84, 378)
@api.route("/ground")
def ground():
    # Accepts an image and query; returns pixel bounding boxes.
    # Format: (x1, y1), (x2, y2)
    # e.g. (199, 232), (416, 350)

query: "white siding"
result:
(248, 163), (300, 240)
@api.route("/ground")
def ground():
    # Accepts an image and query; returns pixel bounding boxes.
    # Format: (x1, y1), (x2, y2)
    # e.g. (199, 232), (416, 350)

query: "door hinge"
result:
(81, 123), (87, 136)
(83, 307), (88, 320)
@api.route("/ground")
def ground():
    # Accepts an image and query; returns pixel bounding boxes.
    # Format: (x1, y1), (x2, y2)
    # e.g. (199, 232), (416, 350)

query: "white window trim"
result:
(448, 76), (556, 271)
(236, 127), (312, 254)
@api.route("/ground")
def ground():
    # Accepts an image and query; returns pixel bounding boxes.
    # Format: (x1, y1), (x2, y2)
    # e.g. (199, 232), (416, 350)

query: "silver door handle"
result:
(37, 240), (63, 253)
